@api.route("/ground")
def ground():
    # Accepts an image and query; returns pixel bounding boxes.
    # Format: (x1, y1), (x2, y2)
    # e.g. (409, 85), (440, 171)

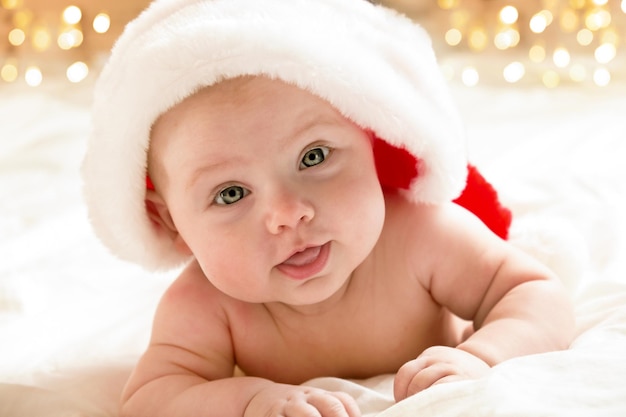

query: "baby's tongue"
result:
(283, 246), (321, 267)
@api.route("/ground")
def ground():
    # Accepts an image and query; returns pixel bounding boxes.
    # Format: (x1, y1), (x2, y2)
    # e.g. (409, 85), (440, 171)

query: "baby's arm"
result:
(394, 203), (575, 400)
(120, 265), (359, 417)
(123, 372), (357, 417)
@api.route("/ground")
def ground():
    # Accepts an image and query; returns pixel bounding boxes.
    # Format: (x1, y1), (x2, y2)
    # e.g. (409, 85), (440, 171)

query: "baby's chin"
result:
(272, 274), (355, 313)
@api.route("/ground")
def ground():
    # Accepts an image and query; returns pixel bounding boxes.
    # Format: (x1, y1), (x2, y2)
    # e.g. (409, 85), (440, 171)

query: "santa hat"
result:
(82, 0), (510, 271)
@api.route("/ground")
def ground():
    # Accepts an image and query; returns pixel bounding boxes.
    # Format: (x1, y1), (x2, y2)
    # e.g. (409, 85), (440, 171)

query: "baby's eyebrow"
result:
(185, 159), (234, 191)
(282, 112), (345, 144)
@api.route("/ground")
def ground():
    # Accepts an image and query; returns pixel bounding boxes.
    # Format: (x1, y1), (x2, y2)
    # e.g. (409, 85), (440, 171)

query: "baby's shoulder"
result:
(377, 196), (473, 278)
(382, 194), (476, 241)
(159, 261), (232, 320)
(381, 193), (442, 242)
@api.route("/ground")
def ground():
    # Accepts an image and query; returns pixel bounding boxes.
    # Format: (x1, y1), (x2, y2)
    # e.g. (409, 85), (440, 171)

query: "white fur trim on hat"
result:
(82, 0), (468, 270)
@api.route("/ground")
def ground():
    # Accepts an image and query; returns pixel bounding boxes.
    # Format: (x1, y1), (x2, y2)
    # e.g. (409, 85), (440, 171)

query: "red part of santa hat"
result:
(82, 0), (507, 270)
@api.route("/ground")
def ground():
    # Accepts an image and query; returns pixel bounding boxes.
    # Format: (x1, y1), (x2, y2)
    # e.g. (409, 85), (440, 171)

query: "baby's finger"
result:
(404, 362), (456, 397)
(330, 391), (361, 417)
(307, 391), (360, 417)
(283, 398), (322, 417)
(395, 360), (459, 401)
(394, 359), (425, 401)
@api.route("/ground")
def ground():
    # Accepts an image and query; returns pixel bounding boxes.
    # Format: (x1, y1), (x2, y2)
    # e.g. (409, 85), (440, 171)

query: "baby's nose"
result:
(264, 187), (315, 234)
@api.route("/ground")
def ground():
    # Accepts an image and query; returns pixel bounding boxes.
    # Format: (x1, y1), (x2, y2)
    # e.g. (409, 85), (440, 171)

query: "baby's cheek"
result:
(198, 240), (267, 299)
(340, 175), (385, 252)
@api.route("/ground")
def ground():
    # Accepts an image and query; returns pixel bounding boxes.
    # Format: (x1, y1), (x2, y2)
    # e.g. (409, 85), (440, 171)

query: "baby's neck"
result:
(265, 271), (357, 319)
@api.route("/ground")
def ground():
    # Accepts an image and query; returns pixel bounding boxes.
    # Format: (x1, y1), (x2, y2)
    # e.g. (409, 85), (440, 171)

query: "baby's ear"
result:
(144, 190), (192, 256)
(145, 189), (176, 234)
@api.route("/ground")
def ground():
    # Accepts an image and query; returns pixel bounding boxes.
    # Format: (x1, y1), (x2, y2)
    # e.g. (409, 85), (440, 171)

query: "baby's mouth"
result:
(277, 242), (331, 280)
(282, 246), (323, 267)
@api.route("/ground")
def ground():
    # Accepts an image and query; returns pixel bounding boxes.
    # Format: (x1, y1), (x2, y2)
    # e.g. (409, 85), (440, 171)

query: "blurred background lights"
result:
(593, 68), (611, 86)
(1, 62), (18, 83)
(437, 0), (458, 10)
(1, 0), (21, 9)
(530, 14), (548, 33)
(0, 2), (119, 86)
(542, 70), (561, 88)
(57, 28), (83, 50)
(62, 5), (81, 25)
(553, 48), (571, 68)
(600, 29), (619, 45)
(494, 29), (520, 50)
(529, 10), (554, 33)
(529, 44), (547, 63)
(93, 13), (111, 34)
(461, 67), (479, 87)
(1, 1), (624, 88)
(31, 26), (52, 51)
(24, 66), (42, 87)
(8, 28), (25, 46)
(12, 9), (32, 28)
(66, 61), (89, 83)
(595, 43), (617, 63)
(445, 28), (462, 46)
(577, 28), (594, 46)
(560, 8), (579, 32)
(468, 27), (488, 51)
(569, 64), (587, 82)
(499, 6), (519, 24)
(503, 61), (525, 83)
(585, 8), (611, 30)
(450, 9), (470, 30)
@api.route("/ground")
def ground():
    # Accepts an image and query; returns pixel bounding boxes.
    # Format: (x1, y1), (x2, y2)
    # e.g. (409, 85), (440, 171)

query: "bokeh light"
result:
(93, 13), (111, 34)
(461, 67), (479, 87)
(66, 61), (89, 83)
(62, 6), (82, 25)
(25, 66), (43, 87)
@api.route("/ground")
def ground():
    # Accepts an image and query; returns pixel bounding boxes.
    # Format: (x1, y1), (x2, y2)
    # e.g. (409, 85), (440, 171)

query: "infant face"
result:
(149, 76), (385, 307)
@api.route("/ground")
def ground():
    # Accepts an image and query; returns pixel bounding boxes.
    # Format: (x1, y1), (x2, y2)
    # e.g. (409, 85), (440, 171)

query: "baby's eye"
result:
(215, 185), (249, 205)
(300, 146), (330, 169)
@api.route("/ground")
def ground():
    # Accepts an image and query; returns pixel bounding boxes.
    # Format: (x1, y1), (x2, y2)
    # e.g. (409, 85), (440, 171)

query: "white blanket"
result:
(1, 77), (625, 416)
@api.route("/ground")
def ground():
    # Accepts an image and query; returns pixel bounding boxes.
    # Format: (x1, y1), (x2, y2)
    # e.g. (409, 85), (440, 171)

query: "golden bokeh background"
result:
(1, 0), (624, 88)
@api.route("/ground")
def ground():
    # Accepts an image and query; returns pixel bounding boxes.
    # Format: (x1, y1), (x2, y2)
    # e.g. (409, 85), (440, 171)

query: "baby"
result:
(81, 1), (575, 417)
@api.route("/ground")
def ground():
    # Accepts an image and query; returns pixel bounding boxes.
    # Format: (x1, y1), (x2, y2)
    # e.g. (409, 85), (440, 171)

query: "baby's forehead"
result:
(150, 76), (356, 154)
(155, 76), (259, 122)
(191, 75), (260, 102)
(186, 76), (307, 103)
(155, 76), (348, 133)
(150, 77), (258, 145)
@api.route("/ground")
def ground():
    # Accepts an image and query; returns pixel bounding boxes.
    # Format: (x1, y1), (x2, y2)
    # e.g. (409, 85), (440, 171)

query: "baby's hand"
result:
(393, 346), (490, 402)
(244, 383), (361, 417)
